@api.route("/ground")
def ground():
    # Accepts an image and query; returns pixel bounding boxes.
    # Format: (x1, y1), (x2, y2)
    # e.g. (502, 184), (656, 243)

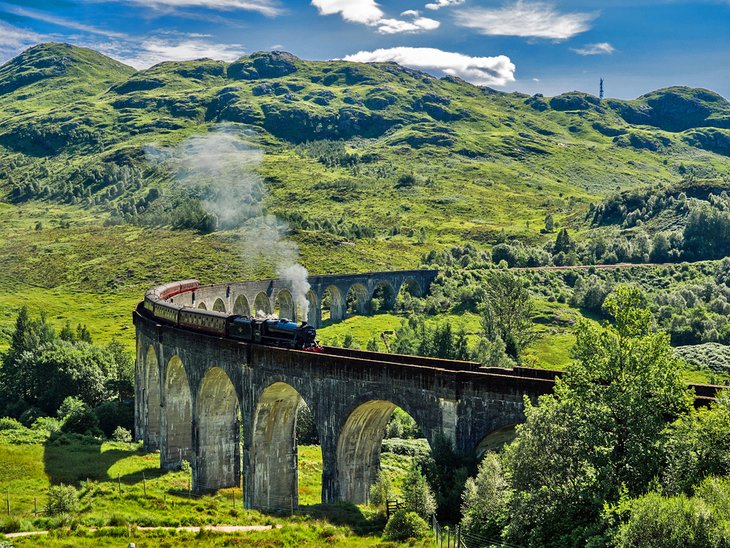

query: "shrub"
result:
(111, 426), (132, 443)
(18, 407), (45, 427)
(31, 416), (61, 433)
(61, 407), (100, 436)
(383, 510), (431, 541)
(45, 485), (79, 515)
(0, 417), (23, 431)
(94, 401), (133, 438)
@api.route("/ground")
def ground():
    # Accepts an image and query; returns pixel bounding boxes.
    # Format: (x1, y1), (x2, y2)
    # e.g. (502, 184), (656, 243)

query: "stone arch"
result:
(395, 277), (423, 311)
(233, 294), (251, 316)
(251, 382), (316, 510)
(345, 283), (368, 316)
(163, 356), (192, 468)
(305, 290), (319, 325)
(212, 298), (226, 313)
(254, 292), (272, 316)
(145, 345), (161, 450)
(336, 400), (425, 504)
(321, 285), (345, 323)
(476, 424), (518, 459)
(370, 281), (396, 313)
(197, 302), (208, 310)
(274, 289), (295, 320)
(195, 367), (241, 492)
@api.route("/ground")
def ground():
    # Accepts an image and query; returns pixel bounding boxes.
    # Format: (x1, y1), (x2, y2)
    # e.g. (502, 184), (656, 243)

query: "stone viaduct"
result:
(134, 270), (721, 512)
(166, 269), (439, 328)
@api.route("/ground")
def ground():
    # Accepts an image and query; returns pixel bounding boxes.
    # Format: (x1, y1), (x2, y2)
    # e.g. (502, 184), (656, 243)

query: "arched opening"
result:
(476, 424), (517, 459)
(197, 302), (208, 310)
(274, 289), (295, 320)
(212, 298), (226, 313)
(321, 285), (344, 323)
(254, 292), (272, 316)
(145, 345), (161, 451)
(195, 367), (241, 492)
(251, 382), (320, 510)
(345, 284), (368, 317)
(163, 356), (192, 469)
(370, 281), (396, 314)
(233, 295), (251, 317)
(336, 401), (424, 504)
(396, 278), (422, 312)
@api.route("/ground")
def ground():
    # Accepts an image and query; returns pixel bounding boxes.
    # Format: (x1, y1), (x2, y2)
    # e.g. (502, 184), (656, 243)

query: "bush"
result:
(383, 510), (431, 541)
(94, 401), (133, 438)
(45, 485), (79, 515)
(32, 416), (62, 433)
(61, 407), (100, 436)
(18, 407), (45, 427)
(615, 491), (728, 548)
(111, 426), (132, 443)
(0, 417), (23, 431)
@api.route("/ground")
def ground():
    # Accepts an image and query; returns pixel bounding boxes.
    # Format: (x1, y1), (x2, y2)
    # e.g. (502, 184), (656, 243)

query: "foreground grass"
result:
(0, 437), (417, 544)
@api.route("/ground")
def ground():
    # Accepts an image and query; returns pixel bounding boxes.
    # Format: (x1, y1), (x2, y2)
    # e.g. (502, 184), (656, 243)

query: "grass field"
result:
(0, 436), (419, 545)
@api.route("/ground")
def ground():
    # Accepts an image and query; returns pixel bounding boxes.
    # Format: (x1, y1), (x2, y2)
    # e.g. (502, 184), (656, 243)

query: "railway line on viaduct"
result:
(134, 270), (722, 511)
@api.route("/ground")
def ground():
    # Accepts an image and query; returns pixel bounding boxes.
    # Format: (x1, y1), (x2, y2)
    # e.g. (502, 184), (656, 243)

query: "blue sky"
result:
(0, 0), (728, 99)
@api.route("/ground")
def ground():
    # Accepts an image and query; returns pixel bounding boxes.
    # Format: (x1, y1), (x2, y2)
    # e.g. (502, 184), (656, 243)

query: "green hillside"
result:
(1, 43), (730, 352)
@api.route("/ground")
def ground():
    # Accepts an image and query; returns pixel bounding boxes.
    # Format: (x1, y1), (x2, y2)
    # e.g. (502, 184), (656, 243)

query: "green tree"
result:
(481, 272), (536, 360)
(663, 392), (730, 494)
(402, 462), (437, 520)
(544, 213), (555, 233)
(553, 227), (574, 254)
(460, 452), (511, 540)
(504, 286), (693, 546)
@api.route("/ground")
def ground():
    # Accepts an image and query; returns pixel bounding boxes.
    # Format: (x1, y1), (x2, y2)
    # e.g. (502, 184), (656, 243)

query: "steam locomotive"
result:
(229, 316), (321, 351)
(142, 280), (322, 352)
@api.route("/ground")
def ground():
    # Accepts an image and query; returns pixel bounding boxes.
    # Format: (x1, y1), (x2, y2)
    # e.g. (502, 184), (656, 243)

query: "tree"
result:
(553, 227), (574, 254)
(481, 271), (536, 360)
(503, 286), (693, 545)
(402, 462), (437, 520)
(663, 392), (730, 494)
(460, 452), (511, 540)
(544, 214), (555, 233)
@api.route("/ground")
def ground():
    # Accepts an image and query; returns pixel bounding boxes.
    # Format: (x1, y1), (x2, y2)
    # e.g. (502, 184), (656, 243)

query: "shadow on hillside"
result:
(294, 502), (387, 536)
(42, 434), (150, 485)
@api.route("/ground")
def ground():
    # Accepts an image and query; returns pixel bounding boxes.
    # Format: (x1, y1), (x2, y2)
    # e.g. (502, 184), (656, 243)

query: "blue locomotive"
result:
(228, 317), (321, 351)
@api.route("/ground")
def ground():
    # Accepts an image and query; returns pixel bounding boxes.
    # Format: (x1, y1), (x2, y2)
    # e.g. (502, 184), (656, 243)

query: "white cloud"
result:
(572, 42), (615, 55)
(114, 0), (282, 17)
(376, 11), (440, 34)
(425, 0), (464, 10)
(311, 0), (383, 24)
(0, 20), (45, 50)
(454, 0), (595, 40)
(106, 37), (245, 68)
(343, 46), (515, 86)
(312, 0), (440, 34)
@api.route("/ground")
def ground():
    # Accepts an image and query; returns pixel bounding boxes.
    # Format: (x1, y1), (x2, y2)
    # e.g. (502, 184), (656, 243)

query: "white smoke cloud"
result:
(343, 47), (516, 86)
(145, 127), (311, 319)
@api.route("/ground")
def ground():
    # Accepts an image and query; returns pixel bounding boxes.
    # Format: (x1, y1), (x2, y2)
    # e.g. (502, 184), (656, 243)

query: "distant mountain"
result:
(1, 43), (730, 245)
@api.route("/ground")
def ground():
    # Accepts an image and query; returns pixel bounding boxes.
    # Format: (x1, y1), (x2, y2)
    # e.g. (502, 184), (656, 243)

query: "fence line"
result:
(431, 515), (520, 548)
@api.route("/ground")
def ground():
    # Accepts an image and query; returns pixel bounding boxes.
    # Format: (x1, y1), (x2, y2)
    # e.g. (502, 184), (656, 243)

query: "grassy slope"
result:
(0, 438), (417, 545)
(1, 45), (729, 366)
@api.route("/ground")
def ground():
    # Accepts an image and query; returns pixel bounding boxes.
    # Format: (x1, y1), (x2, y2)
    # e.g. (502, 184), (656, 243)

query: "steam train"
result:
(142, 280), (322, 352)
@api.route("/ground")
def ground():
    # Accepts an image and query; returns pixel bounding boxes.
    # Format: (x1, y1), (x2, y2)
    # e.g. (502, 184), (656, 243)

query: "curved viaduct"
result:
(134, 270), (721, 512)
(166, 269), (438, 328)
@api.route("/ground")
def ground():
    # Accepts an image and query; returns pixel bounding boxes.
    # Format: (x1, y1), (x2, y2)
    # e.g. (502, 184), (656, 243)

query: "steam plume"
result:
(146, 126), (311, 320)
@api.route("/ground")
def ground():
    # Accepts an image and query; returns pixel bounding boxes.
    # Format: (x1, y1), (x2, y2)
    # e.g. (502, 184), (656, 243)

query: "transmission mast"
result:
(599, 78), (604, 100)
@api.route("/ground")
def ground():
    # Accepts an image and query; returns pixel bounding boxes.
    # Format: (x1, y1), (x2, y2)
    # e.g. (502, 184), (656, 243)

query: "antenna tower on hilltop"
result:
(599, 78), (604, 100)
